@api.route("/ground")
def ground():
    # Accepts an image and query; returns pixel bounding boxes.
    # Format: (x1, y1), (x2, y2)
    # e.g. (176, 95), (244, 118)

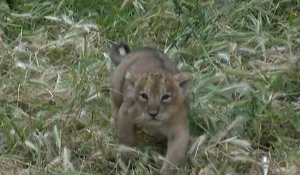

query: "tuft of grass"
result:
(0, 0), (300, 174)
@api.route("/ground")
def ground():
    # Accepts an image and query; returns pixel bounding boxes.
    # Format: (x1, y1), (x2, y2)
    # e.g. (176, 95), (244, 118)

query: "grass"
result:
(0, 0), (300, 174)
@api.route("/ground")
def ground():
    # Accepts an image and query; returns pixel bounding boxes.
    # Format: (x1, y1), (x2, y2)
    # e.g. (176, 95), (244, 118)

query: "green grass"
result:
(0, 0), (300, 174)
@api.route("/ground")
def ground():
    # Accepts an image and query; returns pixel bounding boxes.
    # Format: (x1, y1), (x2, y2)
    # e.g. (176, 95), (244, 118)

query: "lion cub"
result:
(109, 43), (191, 175)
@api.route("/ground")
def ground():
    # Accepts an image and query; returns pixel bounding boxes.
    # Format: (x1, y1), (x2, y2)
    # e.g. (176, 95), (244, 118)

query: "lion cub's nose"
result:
(148, 110), (159, 118)
(148, 106), (159, 118)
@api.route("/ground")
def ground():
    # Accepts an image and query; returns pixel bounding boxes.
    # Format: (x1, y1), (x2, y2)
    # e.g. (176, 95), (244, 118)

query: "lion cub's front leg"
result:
(160, 127), (189, 175)
(117, 100), (136, 146)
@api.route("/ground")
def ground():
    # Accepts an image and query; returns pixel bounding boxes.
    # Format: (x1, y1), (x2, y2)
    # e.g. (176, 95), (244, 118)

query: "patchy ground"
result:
(0, 0), (300, 174)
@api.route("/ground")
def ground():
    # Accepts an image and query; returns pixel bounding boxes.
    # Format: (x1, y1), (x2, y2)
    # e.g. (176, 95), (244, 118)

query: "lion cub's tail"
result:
(110, 42), (130, 65)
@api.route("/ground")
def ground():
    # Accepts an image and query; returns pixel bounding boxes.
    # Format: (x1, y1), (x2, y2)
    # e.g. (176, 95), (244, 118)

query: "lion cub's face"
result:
(126, 71), (191, 122)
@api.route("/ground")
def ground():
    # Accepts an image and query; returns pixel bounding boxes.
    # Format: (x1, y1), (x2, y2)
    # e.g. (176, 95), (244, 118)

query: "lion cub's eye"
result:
(161, 94), (171, 102)
(140, 92), (148, 101)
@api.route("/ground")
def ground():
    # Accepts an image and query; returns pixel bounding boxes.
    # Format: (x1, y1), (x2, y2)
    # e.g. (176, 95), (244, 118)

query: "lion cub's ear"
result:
(173, 72), (192, 98)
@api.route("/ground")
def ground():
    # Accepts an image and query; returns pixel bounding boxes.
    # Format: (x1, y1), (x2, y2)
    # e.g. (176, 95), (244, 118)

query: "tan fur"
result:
(109, 43), (192, 175)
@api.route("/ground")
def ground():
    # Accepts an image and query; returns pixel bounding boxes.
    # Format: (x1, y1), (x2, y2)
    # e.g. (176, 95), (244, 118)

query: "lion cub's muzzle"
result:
(147, 104), (160, 119)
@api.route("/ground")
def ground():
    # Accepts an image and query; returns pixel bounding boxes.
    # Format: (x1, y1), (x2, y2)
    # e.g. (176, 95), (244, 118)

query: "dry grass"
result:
(0, 0), (300, 174)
